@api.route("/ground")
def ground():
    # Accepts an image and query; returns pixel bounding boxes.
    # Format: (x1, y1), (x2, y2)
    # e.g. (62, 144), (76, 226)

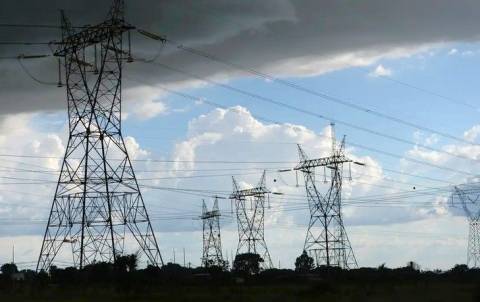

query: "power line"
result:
(137, 59), (480, 169)
(2, 43), (474, 180)
(0, 24), (62, 29)
(381, 167), (452, 184)
(17, 57), (57, 86)
(167, 6), (478, 115)
(137, 83), (476, 186)
(0, 147), (458, 186)
(378, 75), (478, 110)
(159, 39), (478, 147)
(0, 161), (453, 202)
(3, 44), (473, 189)
(0, 174), (461, 206)
(11, 175), (472, 206)
(0, 165), (291, 174)
(6, 27), (472, 147)
(2, 31), (475, 174)
(0, 148), (472, 178)
(346, 141), (474, 176)
(0, 23), (94, 30)
(0, 153), (296, 164)
(126, 73), (476, 179)
(0, 41), (51, 45)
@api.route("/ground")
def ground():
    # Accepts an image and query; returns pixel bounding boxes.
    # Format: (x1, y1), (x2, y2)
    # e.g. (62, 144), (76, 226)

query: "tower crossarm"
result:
(229, 187), (270, 199)
(201, 210), (221, 220)
(294, 154), (352, 171)
(54, 20), (135, 57)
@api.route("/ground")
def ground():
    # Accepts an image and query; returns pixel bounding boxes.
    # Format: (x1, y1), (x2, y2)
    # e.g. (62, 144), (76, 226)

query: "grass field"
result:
(2, 280), (479, 302)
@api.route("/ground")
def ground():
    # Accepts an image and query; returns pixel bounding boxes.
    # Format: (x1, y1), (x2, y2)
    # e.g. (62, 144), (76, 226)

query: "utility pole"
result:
(294, 123), (362, 269)
(37, 0), (163, 271)
(201, 197), (225, 268)
(230, 171), (273, 269)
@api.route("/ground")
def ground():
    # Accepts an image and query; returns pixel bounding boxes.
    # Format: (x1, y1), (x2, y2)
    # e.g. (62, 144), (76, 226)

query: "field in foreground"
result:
(2, 261), (480, 301)
(1, 281), (479, 302)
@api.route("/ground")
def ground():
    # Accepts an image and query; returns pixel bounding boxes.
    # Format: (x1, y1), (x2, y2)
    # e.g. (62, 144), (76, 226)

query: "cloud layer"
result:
(2, 0), (480, 115)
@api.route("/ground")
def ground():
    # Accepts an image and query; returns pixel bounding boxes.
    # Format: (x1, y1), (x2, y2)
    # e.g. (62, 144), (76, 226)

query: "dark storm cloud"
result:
(1, 0), (480, 114)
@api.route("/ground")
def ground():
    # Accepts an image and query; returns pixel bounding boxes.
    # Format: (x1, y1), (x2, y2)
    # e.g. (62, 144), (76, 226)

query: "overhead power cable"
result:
(159, 38), (478, 147)
(0, 172), (471, 206)
(136, 59), (480, 169)
(378, 75), (478, 110)
(125, 76), (458, 186)
(0, 155), (458, 188)
(0, 153), (296, 164)
(2, 37), (476, 178)
(17, 57), (57, 86)
(0, 23), (92, 30)
(346, 141), (474, 176)
(0, 23), (62, 29)
(126, 70), (476, 178)
(0, 41), (51, 45)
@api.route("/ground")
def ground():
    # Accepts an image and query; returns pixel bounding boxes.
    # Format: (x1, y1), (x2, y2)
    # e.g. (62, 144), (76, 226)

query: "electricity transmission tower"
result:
(230, 171), (273, 269)
(37, 0), (163, 271)
(294, 123), (362, 269)
(201, 197), (225, 268)
(452, 185), (480, 267)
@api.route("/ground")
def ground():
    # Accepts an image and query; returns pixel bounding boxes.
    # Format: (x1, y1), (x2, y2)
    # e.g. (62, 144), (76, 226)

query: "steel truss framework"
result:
(452, 186), (480, 267)
(230, 171), (273, 269)
(468, 220), (480, 267)
(37, 0), (163, 271)
(201, 197), (224, 268)
(294, 124), (358, 269)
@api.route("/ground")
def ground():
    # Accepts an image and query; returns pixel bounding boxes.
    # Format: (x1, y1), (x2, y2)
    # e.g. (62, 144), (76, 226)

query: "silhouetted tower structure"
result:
(230, 171), (273, 269)
(294, 123), (362, 269)
(37, 0), (163, 271)
(201, 197), (224, 268)
(452, 185), (480, 267)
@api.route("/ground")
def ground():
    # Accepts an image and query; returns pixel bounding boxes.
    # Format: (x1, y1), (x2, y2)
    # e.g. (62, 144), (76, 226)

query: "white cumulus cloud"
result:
(464, 125), (480, 142)
(369, 64), (393, 77)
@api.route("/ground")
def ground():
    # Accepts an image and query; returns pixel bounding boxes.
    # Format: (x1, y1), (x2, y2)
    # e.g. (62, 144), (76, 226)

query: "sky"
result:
(0, 0), (480, 270)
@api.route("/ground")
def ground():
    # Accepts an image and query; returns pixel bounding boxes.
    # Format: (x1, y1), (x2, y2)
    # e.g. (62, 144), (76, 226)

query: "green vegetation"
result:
(295, 250), (315, 272)
(233, 253), (263, 275)
(2, 255), (480, 301)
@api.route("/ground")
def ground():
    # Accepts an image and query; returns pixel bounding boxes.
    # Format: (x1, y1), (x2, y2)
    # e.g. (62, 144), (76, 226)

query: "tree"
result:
(204, 259), (228, 272)
(115, 254), (138, 272)
(406, 261), (420, 271)
(49, 265), (59, 280)
(1, 263), (18, 277)
(450, 264), (469, 274)
(233, 253), (263, 275)
(295, 250), (314, 273)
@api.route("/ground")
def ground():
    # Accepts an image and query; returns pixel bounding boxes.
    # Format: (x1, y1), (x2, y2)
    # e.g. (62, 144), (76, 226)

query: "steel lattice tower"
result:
(467, 220), (480, 267)
(294, 124), (360, 269)
(230, 171), (273, 269)
(201, 197), (225, 268)
(37, 0), (163, 271)
(452, 186), (480, 267)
